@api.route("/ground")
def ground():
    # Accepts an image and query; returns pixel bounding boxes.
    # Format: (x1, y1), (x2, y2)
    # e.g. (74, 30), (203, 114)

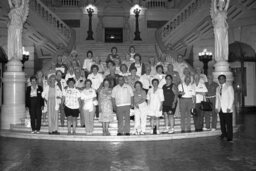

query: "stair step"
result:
(11, 123), (220, 135)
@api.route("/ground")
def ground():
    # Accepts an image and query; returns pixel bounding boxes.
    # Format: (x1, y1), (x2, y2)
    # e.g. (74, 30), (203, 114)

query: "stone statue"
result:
(210, 0), (230, 62)
(7, 0), (29, 60)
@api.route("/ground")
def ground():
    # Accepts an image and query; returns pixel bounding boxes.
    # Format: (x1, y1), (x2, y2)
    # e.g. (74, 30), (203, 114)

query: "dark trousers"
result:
(219, 110), (233, 140)
(116, 105), (130, 134)
(204, 97), (217, 129)
(193, 103), (204, 131)
(29, 98), (42, 131)
(60, 103), (65, 126)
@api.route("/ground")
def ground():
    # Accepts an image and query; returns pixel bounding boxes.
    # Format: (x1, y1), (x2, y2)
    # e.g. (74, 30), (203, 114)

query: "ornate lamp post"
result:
(133, 5), (142, 41)
(85, 5), (94, 40)
(21, 47), (29, 70)
(198, 49), (212, 75)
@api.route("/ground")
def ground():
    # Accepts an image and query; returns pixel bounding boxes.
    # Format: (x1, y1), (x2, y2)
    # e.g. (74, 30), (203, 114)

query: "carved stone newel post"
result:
(1, 0), (29, 129)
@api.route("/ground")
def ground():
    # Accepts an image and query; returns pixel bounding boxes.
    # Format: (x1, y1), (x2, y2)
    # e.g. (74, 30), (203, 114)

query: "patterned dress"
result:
(99, 88), (114, 122)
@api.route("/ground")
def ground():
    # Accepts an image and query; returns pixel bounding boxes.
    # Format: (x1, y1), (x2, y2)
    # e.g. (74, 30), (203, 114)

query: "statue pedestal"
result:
(213, 61), (233, 83)
(1, 58), (26, 129)
(213, 60), (236, 126)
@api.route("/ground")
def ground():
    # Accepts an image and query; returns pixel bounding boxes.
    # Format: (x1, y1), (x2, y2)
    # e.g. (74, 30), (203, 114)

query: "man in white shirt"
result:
(216, 75), (234, 142)
(178, 76), (196, 132)
(112, 76), (134, 136)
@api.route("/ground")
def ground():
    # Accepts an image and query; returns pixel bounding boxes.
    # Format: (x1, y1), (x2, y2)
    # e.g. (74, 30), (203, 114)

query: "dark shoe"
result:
(48, 132), (53, 135)
(227, 139), (233, 142)
(220, 135), (226, 140)
(82, 125), (85, 128)
(125, 133), (130, 136)
(186, 130), (192, 133)
(117, 133), (122, 136)
(181, 130), (186, 133)
(53, 131), (60, 135)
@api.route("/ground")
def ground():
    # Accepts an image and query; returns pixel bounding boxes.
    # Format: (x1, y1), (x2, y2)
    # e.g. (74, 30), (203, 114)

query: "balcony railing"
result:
(40, 0), (81, 7)
(145, 0), (169, 8)
(30, 0), (72, 41)
(61, 0), (80, 7)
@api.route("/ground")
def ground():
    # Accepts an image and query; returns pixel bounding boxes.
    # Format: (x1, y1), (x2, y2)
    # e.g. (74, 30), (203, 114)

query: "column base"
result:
(213, 61), (233, 83)
(1, 58), (26, 129)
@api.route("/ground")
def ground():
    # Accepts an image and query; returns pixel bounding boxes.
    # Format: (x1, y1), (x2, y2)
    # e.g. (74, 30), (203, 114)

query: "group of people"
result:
(25, 45), (234, 141)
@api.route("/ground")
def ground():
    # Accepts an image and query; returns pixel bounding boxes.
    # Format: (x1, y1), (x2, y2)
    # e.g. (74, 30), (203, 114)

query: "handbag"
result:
(200, 97), (212, 111)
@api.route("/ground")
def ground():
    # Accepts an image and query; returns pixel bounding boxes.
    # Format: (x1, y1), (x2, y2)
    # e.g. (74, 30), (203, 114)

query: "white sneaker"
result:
(211, 128), (216, 131)
(31, 131), (35, 134)
(140, 132), (145, 135)
(168, 128), (175, 134)
(163, 128), (169, 133)
(203, 128), (210, 131)
(36, 131), (40, 134)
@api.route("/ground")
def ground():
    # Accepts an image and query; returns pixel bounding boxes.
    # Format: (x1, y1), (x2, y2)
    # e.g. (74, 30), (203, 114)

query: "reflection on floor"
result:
(0, 113), (256, 171)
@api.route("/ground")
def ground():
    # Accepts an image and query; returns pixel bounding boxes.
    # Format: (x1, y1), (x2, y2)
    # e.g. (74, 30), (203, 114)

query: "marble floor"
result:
(0, 113), (256, 171)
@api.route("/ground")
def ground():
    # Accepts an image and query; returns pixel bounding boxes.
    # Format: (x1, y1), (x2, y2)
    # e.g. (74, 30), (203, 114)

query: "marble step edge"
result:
(0, 127), (239, 142)
(11, 124), (221, 134)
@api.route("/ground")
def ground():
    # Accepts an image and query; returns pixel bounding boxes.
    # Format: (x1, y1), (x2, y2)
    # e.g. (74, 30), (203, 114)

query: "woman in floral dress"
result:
(99, 79), (114, 136)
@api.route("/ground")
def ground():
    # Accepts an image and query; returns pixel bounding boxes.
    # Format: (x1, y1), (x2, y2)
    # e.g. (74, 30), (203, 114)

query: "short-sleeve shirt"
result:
(139, 74), (154, 90)
(63, 87), (81, 109)
(81, 88), (97, 111)
(134, 90), (146, 105)
(87, 73), (104, 90)
(178, 83), (196, 98)
(112, 84), (134, 107)
(205, 82), (218, 96)
(83, 58), (93, 72)
(195, 82), (208, 103)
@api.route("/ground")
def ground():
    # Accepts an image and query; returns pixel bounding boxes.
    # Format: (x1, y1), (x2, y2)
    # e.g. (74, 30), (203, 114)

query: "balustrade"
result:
(30, 0), (72, 42)
(159, 0), (203, 40)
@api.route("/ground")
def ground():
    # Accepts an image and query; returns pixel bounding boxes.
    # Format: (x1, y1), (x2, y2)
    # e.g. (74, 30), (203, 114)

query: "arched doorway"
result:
(229, 41), (256, 111)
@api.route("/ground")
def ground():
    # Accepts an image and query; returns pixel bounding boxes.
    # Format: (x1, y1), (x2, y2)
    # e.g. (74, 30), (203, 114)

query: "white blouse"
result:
(63, 87), (81, 109)
(81, 88), (97, 112)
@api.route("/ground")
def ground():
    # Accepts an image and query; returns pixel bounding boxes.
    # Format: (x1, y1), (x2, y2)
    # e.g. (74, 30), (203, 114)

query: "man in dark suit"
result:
(215, 75), (234, 142)
(26, 76), (44, 133)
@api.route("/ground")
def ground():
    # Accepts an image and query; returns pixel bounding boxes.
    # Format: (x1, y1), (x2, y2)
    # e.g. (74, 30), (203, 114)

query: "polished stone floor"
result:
(0, 113), (256, 171)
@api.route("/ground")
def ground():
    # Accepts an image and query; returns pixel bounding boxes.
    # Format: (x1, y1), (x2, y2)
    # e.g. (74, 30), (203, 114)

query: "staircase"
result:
(11, 115), (221, 136)
(0, 0), (76, 59)
(155, 0), (256, 54)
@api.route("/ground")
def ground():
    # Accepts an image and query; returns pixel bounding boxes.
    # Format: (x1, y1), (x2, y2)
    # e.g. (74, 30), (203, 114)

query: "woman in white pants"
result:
(134, 81), (147, 135)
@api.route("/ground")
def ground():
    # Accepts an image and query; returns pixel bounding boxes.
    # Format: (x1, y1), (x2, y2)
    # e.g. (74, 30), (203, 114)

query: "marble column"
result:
(1, 59), (26, 129)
